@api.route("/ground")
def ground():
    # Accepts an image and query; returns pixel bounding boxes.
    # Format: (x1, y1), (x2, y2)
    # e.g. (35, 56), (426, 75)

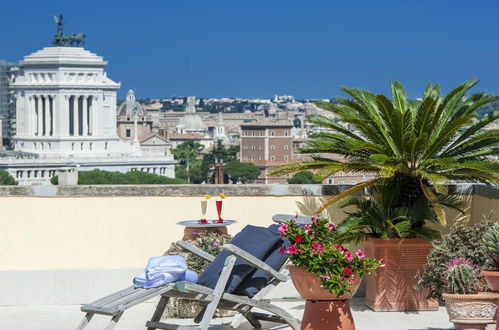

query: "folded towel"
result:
(133, 256), (198, 288)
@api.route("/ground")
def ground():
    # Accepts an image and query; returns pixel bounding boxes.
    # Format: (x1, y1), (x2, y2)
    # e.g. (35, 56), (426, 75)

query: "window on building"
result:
(259, 146), (263, 150)
(284, 131), (289, 136)
(328, 178), (334, 184)
(251, 145), (255, 150)
(351, 180), (356, 184)
(251, 156), (255, 160)
(126, 128), (131, 137)
(284, 145), (289, 150)
(271, 156), (275, 160)
(339, 180), (345, 185)
(284, 155), (288, 161)
(243, 145), (247, 150)
(271, 131), (275, 136)
(270, 145), (275, 150)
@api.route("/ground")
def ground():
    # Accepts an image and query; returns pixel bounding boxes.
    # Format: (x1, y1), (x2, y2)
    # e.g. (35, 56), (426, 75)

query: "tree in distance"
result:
(0, 170), (17, 185)
(287, 170), (321, 184)
(224, 161), (260, 183)
(51, 169), (188, 185)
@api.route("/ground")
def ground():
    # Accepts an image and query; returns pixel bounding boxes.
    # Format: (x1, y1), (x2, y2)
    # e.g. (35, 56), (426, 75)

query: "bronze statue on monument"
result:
(52, 14), (86, 47)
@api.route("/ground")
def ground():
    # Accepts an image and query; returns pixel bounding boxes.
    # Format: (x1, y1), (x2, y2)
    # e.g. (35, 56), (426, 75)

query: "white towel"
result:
(133, 255), (198, 288)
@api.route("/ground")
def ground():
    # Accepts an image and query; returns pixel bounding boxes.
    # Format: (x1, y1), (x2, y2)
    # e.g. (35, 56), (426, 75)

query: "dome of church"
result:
(117, 90), (145, 117)
(177, 114), (205, 131)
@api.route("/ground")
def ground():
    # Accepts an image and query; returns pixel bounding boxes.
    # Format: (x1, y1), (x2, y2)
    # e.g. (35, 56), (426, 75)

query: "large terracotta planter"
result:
(288, 265), (360, 330)
(364, 237), (438, 311)
(443, 292), (499, 330)
(481, 270), (499, 292)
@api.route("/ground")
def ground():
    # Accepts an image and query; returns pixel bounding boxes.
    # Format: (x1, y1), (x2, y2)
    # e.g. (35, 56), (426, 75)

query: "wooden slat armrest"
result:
(175, 241), (215, 262)
(222, 244), (288, 282)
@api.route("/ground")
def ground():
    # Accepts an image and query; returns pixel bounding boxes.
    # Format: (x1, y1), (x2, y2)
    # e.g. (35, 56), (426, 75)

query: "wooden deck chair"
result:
(78, 223), (303, 330)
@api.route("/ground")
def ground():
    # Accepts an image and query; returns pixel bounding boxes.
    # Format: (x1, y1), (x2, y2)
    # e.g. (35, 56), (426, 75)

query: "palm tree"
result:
(272, 79), (499, 223)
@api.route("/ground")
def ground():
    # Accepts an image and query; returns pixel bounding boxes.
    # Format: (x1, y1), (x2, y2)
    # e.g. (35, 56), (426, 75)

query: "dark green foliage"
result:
(52, 169), (188, 185)
(0, 170), (17, 185)
(483, 222), (499, 269)
(335, 180), (461, 244)
(272, 80), (499, 220)
(287, 171), (321, 184)
(417, 219), (494, 300)
(200, 141), (239, 182)
(172, 141), (204, 165)
(224, 161), (260, 183)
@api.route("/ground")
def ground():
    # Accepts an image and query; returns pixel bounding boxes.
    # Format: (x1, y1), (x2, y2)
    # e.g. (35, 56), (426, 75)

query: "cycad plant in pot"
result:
(442, 258), (499, 330)
(481, 222), (499, 292)
(271, 79), (499, 311)
(335, 180), (463, 311)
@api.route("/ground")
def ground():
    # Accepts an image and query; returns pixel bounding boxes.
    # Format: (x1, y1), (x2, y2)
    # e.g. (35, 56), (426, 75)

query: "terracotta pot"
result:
(443, 292), (499, 330)
(288, 265), (361, 300)
(287, 265), (360, 330)
(481, 270), (499, 292)
(364, 237), (438, 311)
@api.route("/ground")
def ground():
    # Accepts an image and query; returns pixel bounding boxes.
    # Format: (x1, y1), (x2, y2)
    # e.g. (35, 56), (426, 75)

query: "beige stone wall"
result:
(0, 185), (496, 272)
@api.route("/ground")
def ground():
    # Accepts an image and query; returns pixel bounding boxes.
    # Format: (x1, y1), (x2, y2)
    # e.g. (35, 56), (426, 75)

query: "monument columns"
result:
(88, 96), (93, 136)
(82, 95), (88, 135)
(43, 95), (50, 136)
(36, 96), (43, 136)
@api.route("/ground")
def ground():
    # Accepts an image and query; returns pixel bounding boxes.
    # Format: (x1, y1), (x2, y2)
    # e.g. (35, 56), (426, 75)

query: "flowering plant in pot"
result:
(481, 222), (499, 292)
(280, 217), (379, 330)
(441, 258), (498, 329)
(280, 217), (380, 297)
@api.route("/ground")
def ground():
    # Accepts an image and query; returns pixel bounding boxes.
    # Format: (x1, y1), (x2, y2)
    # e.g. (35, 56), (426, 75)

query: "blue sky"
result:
(1, 1), (498, 99)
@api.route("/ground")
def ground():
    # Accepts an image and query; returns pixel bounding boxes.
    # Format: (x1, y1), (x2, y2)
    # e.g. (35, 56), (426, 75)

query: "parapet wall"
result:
(0, 184), (496, 305)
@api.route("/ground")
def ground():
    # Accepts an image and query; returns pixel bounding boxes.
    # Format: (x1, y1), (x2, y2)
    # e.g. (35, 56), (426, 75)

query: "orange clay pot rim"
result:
(481, 269), (499, 274)
(442, 292), (499, 300)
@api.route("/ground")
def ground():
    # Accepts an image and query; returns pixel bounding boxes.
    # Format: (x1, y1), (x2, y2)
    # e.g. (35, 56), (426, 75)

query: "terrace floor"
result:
(2, 298), (494, 330)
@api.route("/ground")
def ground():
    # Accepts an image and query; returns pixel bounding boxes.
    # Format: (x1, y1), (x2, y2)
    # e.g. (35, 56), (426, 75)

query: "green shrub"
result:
(417, 219), (494, 300)
(483, 222), (499, 270)
(0, 170), (17, 185)
(51, 169), (188, 185)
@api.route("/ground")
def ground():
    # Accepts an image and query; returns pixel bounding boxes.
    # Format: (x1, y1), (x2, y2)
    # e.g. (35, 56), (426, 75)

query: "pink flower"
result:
(212, 241), (219, 248)
(322, 274), (330, 280)
(277, 223), (289, 237)
(334, 244), (344, 251)
(348, 278), (356, 284)
(311, 217), (319, 223)
(200, 219), (208, 224)
(311, 241), (324, 254)
(344, 250), (354, 262)
(355, 249), (365, 259)
(329, 258), (335, 263)
(279, 245), (286, 255)
(328, 224), (336, 231)
(294, 235), (303, 243)
(343, 267), (353, 276)
(306, 229), (313, 235)
(287, 245), (299, 254)
(304, 224), (310, 230)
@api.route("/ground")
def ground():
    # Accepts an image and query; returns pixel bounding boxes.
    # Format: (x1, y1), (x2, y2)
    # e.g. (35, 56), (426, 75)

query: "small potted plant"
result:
(442, 258), (499, 330)
(279, 217), (379, 330)
(481, 222), (499, 292)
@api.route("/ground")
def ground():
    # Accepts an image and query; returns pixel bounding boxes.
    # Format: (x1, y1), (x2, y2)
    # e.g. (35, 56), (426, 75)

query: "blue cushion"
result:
(196, 225), (280, 293)
(233, 224), (290, 297)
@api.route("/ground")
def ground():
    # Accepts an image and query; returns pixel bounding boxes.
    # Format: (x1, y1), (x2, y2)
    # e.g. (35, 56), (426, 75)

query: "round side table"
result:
(177, 220), (237, 240)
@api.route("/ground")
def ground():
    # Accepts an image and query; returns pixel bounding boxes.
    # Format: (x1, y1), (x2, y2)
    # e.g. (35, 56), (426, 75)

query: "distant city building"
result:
(175, 96), (206, 135)
(273, 95), (295, 103)
(240, 123), (293, 183)
(1, 46), (175, 184)
(117, 89), (153, 143)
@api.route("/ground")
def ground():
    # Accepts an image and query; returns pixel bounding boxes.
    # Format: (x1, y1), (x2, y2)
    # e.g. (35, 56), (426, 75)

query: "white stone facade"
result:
(1, 47), (175, 185)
